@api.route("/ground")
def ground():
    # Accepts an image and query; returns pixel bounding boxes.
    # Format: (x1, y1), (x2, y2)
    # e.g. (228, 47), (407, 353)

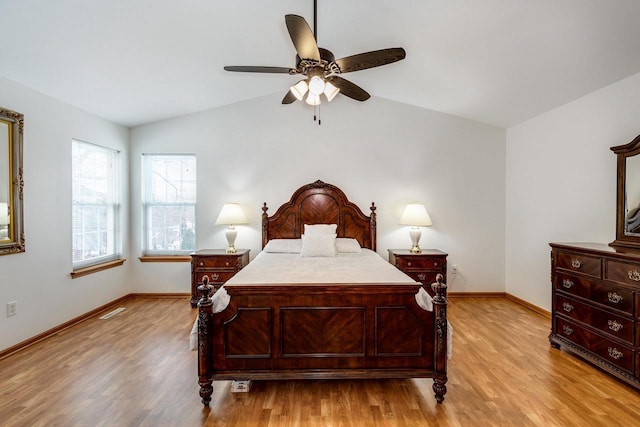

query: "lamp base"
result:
(225, 226), (238, 254)
(409, 227), (422, 253)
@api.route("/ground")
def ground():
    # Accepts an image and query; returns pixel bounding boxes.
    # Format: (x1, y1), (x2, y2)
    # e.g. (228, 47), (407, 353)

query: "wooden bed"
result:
(196, 180), (449, 406)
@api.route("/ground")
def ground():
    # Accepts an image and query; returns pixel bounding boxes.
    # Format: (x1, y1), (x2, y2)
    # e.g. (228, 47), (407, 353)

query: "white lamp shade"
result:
(215, 203), (248, 225)
(305, 93), (321, 106)
(399, 203), (432, 226)
(308, 76), (326, 95)
(0, 202), (8, 226)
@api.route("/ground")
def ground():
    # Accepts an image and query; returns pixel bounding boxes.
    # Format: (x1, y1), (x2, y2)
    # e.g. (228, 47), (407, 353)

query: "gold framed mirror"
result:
(0, 107), (24, 255)
(610, 133), (640, 252)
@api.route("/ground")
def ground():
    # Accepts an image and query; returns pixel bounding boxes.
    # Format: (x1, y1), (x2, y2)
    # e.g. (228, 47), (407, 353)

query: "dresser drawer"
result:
(554, 294), (590, 322)
(393, 257), (444, 270)
(590, 307), (635, 345)
(555, 317), (590, 349)
(554, 273), (591, 299)
(590, 282), (634, 315)
(606, 259), (640, 287)
(195, 271), (236, 285)
(194, 256), (241, 269)
(591, 336), (635, 374)
(556, 250), (601, 278)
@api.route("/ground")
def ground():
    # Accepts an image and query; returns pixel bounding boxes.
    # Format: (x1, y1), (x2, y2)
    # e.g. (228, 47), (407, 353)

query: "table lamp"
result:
(215, 203), (248, 253)
(399, 203), (432, 253)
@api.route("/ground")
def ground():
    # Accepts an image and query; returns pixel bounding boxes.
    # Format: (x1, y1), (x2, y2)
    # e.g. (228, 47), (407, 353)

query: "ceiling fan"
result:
(223, 0), (406, 109)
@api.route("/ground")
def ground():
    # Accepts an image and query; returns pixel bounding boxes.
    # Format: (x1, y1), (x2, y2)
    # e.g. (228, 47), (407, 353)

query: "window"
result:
(142, 154), (196, 255)
(72, 140), (121, 269)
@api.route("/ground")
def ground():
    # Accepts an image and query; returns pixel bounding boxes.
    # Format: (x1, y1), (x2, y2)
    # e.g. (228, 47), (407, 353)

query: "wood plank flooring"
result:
(1, 296), (639, 426)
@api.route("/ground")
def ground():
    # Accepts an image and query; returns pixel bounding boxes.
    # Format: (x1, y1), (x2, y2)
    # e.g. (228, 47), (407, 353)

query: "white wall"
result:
(505, 72), (640, 310)
(0, 78), (130, 351)
(129, 94), (506, 294)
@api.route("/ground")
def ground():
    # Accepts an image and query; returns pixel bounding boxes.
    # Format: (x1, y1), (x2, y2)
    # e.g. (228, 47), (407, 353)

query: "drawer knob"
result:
(571, 259), (582, 269)
(212, 273), (220, 280)
(607, 292), (623, 304)
(608, 319), (623, 332)
(199, 262), (204, 266)
(562, 302), (574, 313)
(562, 279), (574, 289)
(628, 270), (640, 281)
(407, 262), (412, 266)
(225, 262), (230, 266)
(418, 273), (426, 281)
(562, 325), (573, 336)
(607, 347), (623, 360)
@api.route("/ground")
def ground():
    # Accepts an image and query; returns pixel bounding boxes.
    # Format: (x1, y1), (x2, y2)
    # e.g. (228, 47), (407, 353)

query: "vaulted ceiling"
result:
(1, 0), (640, 128)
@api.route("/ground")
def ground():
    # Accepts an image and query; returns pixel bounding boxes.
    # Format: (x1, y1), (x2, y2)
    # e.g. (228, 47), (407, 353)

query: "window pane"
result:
(143, 154), (196, 254)
(72, 140), (120, 267)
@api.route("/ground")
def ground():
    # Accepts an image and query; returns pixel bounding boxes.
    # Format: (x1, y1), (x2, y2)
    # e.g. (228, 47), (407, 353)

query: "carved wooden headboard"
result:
(261, 180), (377, 250)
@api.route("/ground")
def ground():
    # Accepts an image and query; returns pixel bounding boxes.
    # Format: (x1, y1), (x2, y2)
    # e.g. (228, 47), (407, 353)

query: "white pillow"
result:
(301, 233), (337, 257)
(336, 238), (362, 253)
(264, 239), (302, 253)
(304, 224), (337, 235)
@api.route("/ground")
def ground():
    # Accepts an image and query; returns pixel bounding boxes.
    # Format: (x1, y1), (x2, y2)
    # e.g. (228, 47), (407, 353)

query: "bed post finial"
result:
(431, 273), (448, 403)
(262, 202), (269, 249)
(197, 276), (214, 406)
(370, 202), (377, 252)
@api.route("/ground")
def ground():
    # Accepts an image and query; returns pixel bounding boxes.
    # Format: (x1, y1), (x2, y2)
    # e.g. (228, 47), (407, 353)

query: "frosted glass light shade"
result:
(290, 80), (308, 101)
(400, 204), (432, 226)
(324, 81), (340, 102)
(308, 76), (326, 95)
(305, 93), (321, 106)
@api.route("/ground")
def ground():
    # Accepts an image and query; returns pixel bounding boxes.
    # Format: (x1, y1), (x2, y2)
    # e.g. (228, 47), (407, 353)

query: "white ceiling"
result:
(1, 0), (640, 129)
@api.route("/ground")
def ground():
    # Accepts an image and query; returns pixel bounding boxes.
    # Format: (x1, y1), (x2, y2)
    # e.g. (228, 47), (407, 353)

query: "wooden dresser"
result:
(388, 249), (448, 295)
(190, 249), (250, 307)
(549, 242), (640, 389)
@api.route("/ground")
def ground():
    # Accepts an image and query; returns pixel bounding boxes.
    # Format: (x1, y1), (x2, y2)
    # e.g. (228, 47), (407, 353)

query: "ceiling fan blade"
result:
(224, 66), (296, 74)
(328, 76), (370, 102)
(285, 15), (320, 61)
(334, 48), (406, 73)
(282, 90), (297, 104)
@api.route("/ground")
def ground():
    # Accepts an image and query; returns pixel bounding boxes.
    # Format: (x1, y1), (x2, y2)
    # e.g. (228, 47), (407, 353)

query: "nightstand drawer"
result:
(394, 257), (443, 270)
(404, 270), (441, 286)
(194, 257), (241, 269)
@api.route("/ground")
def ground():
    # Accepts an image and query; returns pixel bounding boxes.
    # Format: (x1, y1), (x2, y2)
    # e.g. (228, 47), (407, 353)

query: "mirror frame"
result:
(610, 133), (640, 253)
(0, 107), (25, 256)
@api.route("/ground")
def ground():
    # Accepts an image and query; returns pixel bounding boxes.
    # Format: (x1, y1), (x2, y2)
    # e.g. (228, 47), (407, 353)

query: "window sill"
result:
(139, 255), (191, 263)
(70, 258), (126, 279)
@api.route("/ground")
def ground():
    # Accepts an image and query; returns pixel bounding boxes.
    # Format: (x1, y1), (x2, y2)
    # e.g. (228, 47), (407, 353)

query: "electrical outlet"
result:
(7, 301), (17, 317)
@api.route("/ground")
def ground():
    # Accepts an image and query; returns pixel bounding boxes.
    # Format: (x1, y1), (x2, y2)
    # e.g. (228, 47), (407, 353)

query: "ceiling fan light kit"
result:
(223, 0), (406, 123)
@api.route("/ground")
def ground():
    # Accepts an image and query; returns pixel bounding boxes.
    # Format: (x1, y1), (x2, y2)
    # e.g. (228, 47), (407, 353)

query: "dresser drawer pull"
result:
(571, 259), (582, 269)
(608, 347), (623, 360)
(608, 319), (623, 332)
(562, 279), (574, 289)
(562, 302), (574, 313)
(562, 325), (573, 336)
(211, 273), (220, 280)
(628, 270), (640, 281)
(417, 273), (426, 281)
(607, 292), (623, 304)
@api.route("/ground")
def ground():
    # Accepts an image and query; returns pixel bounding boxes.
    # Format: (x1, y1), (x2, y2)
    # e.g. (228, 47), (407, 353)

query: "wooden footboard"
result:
(197, 275), (448, 406)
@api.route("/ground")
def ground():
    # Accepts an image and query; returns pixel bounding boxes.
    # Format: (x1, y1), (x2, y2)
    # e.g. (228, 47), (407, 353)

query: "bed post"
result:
(369, 202), (377, 252)
(261, 202), (269, 249)
(431, 273), (448, 403)
(197, 276), (214, 406)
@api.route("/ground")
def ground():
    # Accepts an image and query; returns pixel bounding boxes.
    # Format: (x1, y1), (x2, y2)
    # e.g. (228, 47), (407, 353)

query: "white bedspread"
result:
(189, 249), (452, 358)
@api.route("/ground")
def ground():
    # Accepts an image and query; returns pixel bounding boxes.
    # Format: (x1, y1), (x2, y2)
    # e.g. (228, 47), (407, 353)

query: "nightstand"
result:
(388, 249), (448, 295)
(190, 249), (250, 307)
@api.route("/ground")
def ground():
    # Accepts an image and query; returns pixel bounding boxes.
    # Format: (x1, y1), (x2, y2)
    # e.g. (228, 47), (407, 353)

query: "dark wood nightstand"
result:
(388, 249), (448, 295)
(190, 249), (250, 307)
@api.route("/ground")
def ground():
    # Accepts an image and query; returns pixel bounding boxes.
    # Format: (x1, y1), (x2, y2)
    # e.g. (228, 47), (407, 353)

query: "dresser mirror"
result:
(0, 107), (25, 255)
(610, 133), (640, 252)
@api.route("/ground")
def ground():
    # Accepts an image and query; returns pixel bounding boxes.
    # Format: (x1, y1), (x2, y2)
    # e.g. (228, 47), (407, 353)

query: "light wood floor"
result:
(1, 296), (639, 426)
